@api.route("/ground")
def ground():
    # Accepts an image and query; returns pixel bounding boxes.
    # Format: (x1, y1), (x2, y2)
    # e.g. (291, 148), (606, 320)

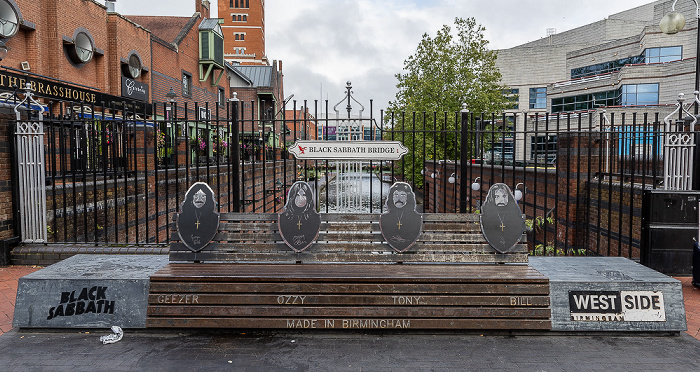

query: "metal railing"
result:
(6, 95), (694, 261)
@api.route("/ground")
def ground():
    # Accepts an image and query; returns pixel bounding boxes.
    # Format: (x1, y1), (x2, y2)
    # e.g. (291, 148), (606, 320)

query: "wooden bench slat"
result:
(148, 293), (551, 307)
(148, 305), (551, 319)
(146, 317), (551, 330)
(149, 282), (551, 295)
(168, 253), (529, 264)
(151, 263), (547, 281)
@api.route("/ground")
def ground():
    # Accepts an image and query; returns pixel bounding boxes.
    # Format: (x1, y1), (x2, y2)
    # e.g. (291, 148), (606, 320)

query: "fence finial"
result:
(461, 103), (468, 113)
(13, 82), (46, 121)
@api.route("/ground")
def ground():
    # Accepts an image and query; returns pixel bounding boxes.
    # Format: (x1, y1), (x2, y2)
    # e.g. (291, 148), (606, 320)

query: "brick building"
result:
(0, 0), (152, 113)
(285, 107), (317, 142)
(227, 61), (284, 151)
(125, 0), (229, 118)
(218, 0), (266, 65)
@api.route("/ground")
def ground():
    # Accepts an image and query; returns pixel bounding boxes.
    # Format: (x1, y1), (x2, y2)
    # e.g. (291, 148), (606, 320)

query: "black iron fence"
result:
(9, 95), (691, 261)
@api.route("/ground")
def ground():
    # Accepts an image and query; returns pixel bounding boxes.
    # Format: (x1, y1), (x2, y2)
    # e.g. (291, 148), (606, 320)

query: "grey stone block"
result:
(530, 257), (686, 332)
(13, 254), (168, 329)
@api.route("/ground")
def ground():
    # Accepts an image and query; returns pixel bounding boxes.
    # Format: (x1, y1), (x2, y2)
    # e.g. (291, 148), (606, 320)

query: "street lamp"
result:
(660, 0), (700, 113)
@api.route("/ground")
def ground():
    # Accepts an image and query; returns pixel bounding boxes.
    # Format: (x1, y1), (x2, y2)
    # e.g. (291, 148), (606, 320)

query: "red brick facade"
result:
(218, 0), (266, 65)
(2, 0), (151, 103)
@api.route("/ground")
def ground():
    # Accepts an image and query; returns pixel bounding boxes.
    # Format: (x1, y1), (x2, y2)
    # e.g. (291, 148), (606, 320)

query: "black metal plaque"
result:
(480, 183), (525, 253)
(278, 181), (321, 252)
(380, 182), (423, 252)
(176, 182), (220, 253)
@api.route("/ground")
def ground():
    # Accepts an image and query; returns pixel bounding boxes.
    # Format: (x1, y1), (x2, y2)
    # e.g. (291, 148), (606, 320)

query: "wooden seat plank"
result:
(147, 317), (552, 330)
(149, 282), (551, 295)
(147, 293), (551, 307)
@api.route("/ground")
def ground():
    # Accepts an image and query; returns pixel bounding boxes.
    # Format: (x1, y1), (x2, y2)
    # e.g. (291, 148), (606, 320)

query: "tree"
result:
(386, 17), (510, 187)
(388, 17), (509, 115)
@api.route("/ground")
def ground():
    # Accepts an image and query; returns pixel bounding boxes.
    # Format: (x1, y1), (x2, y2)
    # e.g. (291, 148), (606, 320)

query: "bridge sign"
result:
(288, 140), (408, 161)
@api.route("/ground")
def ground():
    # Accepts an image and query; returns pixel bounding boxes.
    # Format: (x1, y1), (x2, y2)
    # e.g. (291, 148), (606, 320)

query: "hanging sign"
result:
(288, 140), (409, 161)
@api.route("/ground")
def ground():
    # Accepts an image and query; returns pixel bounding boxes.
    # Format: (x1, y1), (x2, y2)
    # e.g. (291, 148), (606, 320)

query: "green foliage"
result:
(386, 17), (510, 186)
(524, 216), (555, 233)
(388, 17), (509, 115)
(531, 244), (588, 257)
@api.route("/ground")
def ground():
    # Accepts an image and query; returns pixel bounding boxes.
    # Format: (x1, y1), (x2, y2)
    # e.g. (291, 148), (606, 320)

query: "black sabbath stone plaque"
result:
(176, 182), (220, 253)
(380, 182), (423, 252)
(278, 181), (321, 252)
(480, 183), (525, 253)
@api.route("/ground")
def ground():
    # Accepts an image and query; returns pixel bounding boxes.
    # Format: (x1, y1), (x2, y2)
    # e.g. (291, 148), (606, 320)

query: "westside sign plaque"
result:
(568, 290), (666, 322)
(288, 140), (409, 161)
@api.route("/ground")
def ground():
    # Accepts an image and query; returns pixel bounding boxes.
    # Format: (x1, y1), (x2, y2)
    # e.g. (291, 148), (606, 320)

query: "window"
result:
(529, 87), (546, 109)
(235, 34), (239, 40)
(503, 88), (519, 110)
(621, 83), (659, 106)
(551, 89), (620, 113)
(66, 28), (96, 65)
(230, 0), (233, 7)
(530, 135), (557, 164)
(234, 33), (245, 41)
(644, 46), (682, 64)
(182, 72), (192, 97)
(243, 15), (247, 21)
(0, 0), (20, 38)
(121, 50), (142, 78)
(571, 55), (644, 79)
(218, 87), (225, 106)
(618, 126), (661, 158)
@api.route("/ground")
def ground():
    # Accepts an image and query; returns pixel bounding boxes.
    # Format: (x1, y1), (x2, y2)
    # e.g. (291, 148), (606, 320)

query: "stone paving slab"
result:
(0, 329), (699, 371)
(678, 276), (700, 340)
(13, 255), (168, 329)
(0, 266), (41, 335)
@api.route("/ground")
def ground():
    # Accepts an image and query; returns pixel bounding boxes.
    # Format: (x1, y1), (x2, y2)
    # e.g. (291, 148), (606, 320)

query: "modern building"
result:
(495, 0), (697, 163)
(218, 0), (266, 65)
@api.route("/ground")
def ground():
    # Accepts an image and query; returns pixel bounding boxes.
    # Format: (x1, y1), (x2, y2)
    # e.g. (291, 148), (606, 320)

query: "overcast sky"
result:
(114, 0), (655, 113)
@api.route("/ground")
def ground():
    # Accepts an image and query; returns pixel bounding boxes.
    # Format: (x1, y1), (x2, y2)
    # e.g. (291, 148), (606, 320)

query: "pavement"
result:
(0, 265), (699, 371)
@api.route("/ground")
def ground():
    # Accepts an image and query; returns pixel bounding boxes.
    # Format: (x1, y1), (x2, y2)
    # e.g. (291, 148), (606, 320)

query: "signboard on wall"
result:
(121, 77), (149, 102)
(0, 69), (152, 114)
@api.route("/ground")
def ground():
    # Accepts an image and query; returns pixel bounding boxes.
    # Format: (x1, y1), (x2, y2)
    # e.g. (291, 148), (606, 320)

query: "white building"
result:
(495, 0), (698, 163)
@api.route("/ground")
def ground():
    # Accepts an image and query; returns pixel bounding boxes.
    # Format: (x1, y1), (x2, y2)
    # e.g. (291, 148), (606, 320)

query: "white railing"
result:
(662, 92), (698, 190)
(14, 84), (48, 242)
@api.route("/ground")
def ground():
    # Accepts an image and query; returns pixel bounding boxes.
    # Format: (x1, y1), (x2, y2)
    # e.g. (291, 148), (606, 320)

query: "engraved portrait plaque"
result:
(380, 182), (423, 252)
(278, 181), (321, 252)
(176, 182), (220, 253)
(480, 183), (525, 253)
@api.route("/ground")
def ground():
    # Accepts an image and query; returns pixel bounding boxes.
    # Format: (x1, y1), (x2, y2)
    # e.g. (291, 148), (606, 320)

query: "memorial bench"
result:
(147, 212), (551, 330)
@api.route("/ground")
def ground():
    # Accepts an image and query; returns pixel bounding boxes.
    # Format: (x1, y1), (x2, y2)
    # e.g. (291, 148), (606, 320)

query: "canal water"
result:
(317, 172), (390, 213)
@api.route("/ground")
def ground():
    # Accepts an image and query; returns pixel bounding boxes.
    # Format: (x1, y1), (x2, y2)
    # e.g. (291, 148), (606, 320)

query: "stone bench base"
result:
(13, 254), (168, 328)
